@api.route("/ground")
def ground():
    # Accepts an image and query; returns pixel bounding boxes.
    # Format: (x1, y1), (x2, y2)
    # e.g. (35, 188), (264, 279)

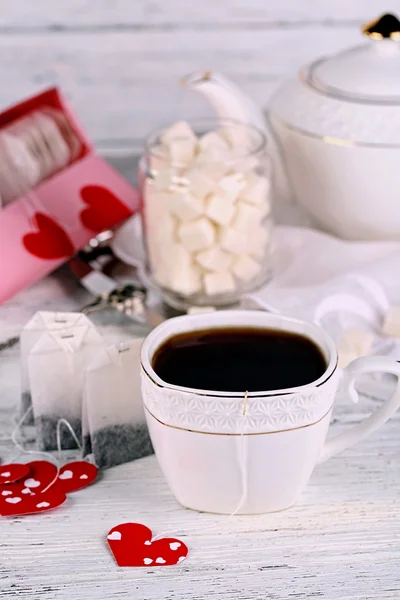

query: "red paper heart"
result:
(107, 523), (188, 567)
(23, 212), (75, 259)
(79, 185), (132, 233)
(55, 461), (98, 494)
(0, 463), (30, 485)
(0, 461), (57, 498)
(0, 488), (66, 517)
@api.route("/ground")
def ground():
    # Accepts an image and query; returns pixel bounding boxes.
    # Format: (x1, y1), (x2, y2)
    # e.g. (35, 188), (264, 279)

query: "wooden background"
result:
(1, 1), (399, 151)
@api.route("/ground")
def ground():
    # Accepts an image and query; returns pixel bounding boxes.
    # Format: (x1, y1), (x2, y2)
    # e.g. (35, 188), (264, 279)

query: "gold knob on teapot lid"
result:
(362, 13), (400, 41)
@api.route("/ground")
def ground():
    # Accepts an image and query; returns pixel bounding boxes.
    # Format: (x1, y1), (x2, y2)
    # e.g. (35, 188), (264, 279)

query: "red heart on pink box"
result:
(22, 212), (75, 260)
(107, 523), (188, 567)
(80, 185), (132, 233)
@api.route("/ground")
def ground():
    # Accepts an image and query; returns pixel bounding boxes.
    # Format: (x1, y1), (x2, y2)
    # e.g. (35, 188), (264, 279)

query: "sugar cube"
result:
(236, 156), (259, 173)
(187, 306), (217, 315)
(168, 138), (196, 166)
(217, 173), (246, 202)
(153, 168), (182, 192)
(205, 193), (236, 226)
(246, 225), (269, 259)
(195, 246), (234, 273)
(219, 227), (248, 255)
(241, 173), (271, 206)
(148, 144), (169, 174)
(204, 272), (236, 296)
(232, 255), (261, 282)
(186, 168), (216, 199)
(144, 180), (178, 268)
(232, 201), (263, 234)
(383, 306), (400, 337)
(259, 199), (271, 219)
(161, 121), (197, 166)
(336, 329), (374, 368)
(192, 154), (231, 181)
(145, 181), (176, 234)
(198, 131), (230, 154)
(170, 263), (202, 296)
(147, 213), (177, 273)
(154, 243), (201, 296)
(195, 132), (232, 178)
(153, 263), (171, 288)
(161, 121), (196, 145)
(178, 217), (216, 252)
(166, 191), (204, 222)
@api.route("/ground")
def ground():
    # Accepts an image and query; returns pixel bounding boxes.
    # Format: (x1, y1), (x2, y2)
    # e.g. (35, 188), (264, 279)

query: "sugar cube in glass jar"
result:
(139, 119), (273, 309)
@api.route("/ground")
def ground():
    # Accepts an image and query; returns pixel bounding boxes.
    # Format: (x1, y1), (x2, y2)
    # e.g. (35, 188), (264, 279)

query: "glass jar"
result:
(139, 118), (273, 310)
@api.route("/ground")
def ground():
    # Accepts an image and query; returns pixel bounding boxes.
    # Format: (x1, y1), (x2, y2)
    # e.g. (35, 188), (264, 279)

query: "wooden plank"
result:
(0, 0), (398, 28)
(0, 27), (361, 144)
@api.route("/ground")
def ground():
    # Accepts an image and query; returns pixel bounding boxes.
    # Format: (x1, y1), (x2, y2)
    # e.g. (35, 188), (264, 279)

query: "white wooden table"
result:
(1, 160), (400, 600)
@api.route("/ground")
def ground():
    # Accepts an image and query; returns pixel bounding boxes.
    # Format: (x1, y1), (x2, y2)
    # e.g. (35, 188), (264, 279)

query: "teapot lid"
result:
(306, 14), (400, 103)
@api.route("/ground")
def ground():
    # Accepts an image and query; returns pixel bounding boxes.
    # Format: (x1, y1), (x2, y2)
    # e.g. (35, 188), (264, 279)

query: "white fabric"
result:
(245, 227), (400, 340)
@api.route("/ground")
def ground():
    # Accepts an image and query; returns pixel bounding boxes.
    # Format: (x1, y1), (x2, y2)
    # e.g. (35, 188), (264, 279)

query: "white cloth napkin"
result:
(246, 226), (400, 334)
(255, 226), (400, 297)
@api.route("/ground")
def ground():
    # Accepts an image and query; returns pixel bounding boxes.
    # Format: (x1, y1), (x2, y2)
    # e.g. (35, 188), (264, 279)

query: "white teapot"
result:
(183, 14), (400, 241)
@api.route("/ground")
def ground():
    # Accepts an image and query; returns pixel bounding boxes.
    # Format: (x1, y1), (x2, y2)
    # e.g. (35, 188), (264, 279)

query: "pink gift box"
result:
(0, 88), (139, 304)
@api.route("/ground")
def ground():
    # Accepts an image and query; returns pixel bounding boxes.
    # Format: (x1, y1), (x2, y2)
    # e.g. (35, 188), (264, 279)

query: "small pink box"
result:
(0, 88), (139, 304)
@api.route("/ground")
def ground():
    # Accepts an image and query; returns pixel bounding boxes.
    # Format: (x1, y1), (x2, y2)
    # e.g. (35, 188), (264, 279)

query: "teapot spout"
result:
(181, 71), (266, 134)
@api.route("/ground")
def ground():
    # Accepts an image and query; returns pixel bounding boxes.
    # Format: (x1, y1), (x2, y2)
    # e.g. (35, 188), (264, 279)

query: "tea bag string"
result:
(8, 408), (85, 494)
(8, 405), (60, 470)
(233, 391), (249, 516)
(152, 391), (249, 542)
(56, 418), (83, 460)
(40, 418), (84, 494)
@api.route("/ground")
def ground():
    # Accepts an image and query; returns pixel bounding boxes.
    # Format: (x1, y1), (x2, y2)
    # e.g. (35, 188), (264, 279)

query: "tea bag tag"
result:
(51, 325), (88, 353)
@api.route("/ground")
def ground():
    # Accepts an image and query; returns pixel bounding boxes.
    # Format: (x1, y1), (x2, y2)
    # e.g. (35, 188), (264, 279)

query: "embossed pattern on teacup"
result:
(141, 371), (339, 434)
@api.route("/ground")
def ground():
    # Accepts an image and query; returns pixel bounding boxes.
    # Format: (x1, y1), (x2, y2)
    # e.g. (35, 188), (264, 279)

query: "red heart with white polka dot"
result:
(0, 463), (30, 484)
(0, 460), (97, 518)
(55, 461), (98, 494)
(0, 461), (57, 499)
(107, 523), (188, 567)
(0, 488), (66, 517)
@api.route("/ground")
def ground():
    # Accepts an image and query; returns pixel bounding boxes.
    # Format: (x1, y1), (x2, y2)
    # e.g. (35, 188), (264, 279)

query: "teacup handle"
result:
(319, 356), (400, 463)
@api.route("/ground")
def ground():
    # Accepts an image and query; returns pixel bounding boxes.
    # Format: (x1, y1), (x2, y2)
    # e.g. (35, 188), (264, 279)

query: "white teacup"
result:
(141, 310), (400, 514)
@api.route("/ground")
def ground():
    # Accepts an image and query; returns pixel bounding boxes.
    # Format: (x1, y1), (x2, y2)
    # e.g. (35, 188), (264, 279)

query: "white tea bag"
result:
(20, 311), (95, 424)
(84, 338), (153, 468)
(28, 325), (104, 450)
